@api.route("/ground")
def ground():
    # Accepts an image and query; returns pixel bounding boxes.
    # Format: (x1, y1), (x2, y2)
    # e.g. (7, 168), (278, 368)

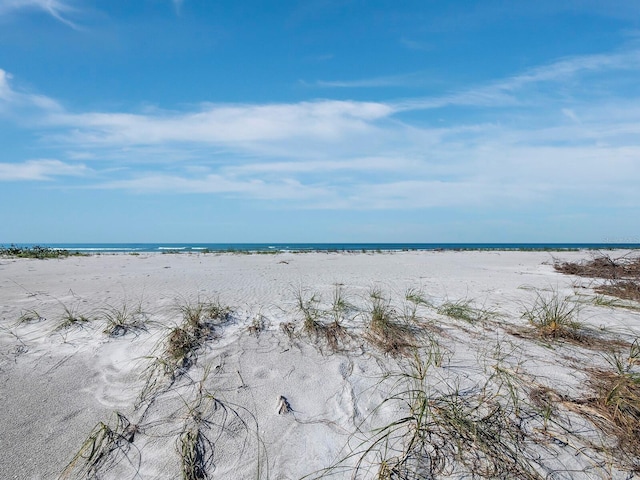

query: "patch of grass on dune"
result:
(315, 348), (544, 480)
(437, 298), (494, 325)
(102, 300), (149, 337)
(521, 290), (582, 340)
(60, 412), (140, 479)
(138, 298), (233, 409)
(56, 302), (92, 330)
(585, 341), (640, 471)
(292, 285), (351, 352)
(16, 308), (45, 324)
(365, 288), (418, 356)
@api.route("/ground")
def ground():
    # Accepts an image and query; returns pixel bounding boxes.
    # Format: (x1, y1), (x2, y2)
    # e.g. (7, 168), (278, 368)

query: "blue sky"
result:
(1, 0), (639, 243)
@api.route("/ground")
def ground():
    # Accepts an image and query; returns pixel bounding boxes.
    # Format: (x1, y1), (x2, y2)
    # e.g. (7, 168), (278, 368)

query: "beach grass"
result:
(365, 288), (417, 356)
(56, 302), (92, 330)
(521, 290), (582, 340)
(293, 285), (351, 352)
(60, 412), (139, 479)
(102, 301), (148, 337)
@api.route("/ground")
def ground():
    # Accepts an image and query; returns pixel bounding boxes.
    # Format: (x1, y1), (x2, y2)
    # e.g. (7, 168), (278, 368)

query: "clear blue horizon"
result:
(1, 1), (639, 243)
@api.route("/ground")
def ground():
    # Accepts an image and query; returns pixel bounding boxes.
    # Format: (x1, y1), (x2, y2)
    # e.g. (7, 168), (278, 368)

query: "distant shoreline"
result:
(3, 242), (640, 255)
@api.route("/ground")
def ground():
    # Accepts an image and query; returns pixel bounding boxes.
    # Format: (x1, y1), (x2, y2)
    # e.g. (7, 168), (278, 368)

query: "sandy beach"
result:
(1, 250), (639, 479)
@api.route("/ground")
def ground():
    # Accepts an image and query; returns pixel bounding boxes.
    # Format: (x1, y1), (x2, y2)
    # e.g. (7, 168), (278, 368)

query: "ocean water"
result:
(8, 243), (640, 253)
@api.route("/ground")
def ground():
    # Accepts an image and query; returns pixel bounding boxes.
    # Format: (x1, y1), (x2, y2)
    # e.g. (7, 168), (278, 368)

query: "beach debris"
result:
(277, 395), (292, 414)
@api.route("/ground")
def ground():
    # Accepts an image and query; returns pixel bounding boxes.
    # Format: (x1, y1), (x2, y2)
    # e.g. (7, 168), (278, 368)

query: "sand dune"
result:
(1, 250), (639, 479)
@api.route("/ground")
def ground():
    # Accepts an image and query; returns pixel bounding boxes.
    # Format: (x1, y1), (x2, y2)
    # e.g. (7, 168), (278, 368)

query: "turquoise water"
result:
(7, 243), (640, 253)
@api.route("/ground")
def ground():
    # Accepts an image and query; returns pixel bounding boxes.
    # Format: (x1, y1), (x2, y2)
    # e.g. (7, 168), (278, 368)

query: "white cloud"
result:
(0, 0), (79, 28)
(98, 174), (333, 201)
(48, 100), (393, 146)
(1, 48), (640, 210)
(395, 49), (640, 112)
(314, 72), (428, 88)
(0, 159), (88, 181)
(0, 68), (62, 112)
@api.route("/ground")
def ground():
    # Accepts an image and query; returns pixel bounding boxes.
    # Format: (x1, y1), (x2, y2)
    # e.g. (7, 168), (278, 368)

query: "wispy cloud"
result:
(172, 0), (184, 14)
(0, 0), (80, 28)
(400, 38), (432, 52)
(47, 101), (393, 147)
(395, 49), (640, 111)
(1, 48), (640, 212)
(314, 72), (429, 88)
(0, 68), (63, 111)
(98, 174), (333, 201)
(0, 159), (88, 181)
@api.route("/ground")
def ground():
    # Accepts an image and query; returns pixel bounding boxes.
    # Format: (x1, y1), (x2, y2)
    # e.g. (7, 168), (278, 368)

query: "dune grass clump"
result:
(139, 298), (233, 408)
(404, 287), (432, 307)
(60, 412), (139, 479)
(293, 285), (351, 352)
(16, 308), (44, 324)
(165, 299), (232, 373)
(177, 375), (258, 480)
(102, 301), (149, 337)
(324, 352), (543, 480)
(365, 288), (417, 356)
(179, 394), (215, 480)
(584, 341), (640, 470)
(521, 290), (582, 340)
(437, 298), (493, 325)
(56, 302), (92, 330)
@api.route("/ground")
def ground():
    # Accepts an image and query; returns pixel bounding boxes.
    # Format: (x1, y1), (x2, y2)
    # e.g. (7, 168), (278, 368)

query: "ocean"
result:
(7, 243), (640, 253)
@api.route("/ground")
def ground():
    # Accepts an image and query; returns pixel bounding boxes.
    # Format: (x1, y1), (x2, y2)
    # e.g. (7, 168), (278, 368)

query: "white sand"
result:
(1, 250), (639, 479)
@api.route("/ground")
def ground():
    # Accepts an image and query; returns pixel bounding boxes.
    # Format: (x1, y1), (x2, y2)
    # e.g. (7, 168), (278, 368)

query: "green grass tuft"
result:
(521, 290), (582, 339)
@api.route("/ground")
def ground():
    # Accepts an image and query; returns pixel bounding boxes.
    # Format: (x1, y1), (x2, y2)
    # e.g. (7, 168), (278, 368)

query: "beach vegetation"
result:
(521, 290), (582, 340)
(293, 285), (351, 352)
(437, 299), (492, 324)
(596, 280), (640, 303)
(177, 372), (262, 480)
(16, 308), (45, 324)
(365, 288), (417, 356)
(248, 312), (267, 336)
(318, 350), (544, 479)
(56, 302), (92, 330)
(102, 301), (149, 337)
(165, 297), (232, 373)
(60, 412), (140, 479)
(0, 244), (85, 259)
(575, 341), (640, 471)
(404, 287), (432, 307)
(554, 252), (640, 279)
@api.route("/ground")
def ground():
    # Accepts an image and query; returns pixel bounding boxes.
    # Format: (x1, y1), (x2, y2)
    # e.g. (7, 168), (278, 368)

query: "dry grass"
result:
(319, 350), (544, 480)
(365, 288), (417, 356)
(60, 412), (140, 479)
(137, 298), (233, 409)
(554, 253), (640, 279)
(165, 298), (231, 372)
(293, 286), (351, 352)
(584, 343), (640, 471)
(556, 253), (640, 304)
(595, 280), (640, 303)
(16, 308), (44, 324)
